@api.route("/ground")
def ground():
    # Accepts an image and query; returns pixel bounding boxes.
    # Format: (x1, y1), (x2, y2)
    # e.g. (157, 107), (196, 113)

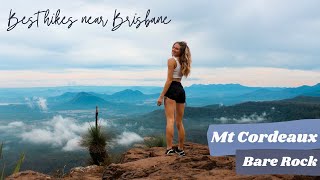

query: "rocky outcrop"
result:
(7, 142), (320, 180)
(102, 142), (318, 180)
(6, 165), (104, 180)
(6, 170), (52, 180)
(63, 165), (104, 180)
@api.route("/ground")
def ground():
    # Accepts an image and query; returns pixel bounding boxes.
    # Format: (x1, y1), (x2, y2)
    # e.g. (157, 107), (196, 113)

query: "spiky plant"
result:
(12, 153), (25, 174)
(80, 106), (116, 165)
(0, 142), (3, 159)
(0, 142), (25, 180)
(0, 164), (4, 180)
(80, 125), (109, 165)
(0, 142), (4, 180)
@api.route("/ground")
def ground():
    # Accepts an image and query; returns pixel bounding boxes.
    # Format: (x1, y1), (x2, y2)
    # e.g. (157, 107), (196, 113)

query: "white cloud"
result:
(62, 137), (85, 151)
(24, 96), (48, 111)
(0, 1), (318, 69)
(20, 115), (107, 151)
(8, 121), (25, 127)
(215, 112), (267, 124)
(37, 97), (48, 111)
(0, 0), (320, 88)
(0, 0), (180, 69)
(1, 67), (320, 88)
(0, 43), (60, 59)
(116, 131), (143, 146)
(22, 129), (56, 144)
(1, 116), (145, 151)
(0, 121), (25, 130)
(25, 97), (34, 108)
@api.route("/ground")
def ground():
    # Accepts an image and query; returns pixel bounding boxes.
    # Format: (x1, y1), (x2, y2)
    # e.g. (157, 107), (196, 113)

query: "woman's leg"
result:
(176, 103), (185, 150)
(164, 97), (176, 149)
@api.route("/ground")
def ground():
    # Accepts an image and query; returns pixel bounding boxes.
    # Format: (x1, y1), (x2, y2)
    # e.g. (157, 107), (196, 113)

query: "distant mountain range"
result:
(0, 86), (163, 103)
(122, 95), (320, 144)
(1, 83), (320, 106)
(44, 83), (320, 110)
(1, 86), (320, 143)
(134, 95), (320, 124)
(1, 83), (319, 118)
(48, 91), (159, 115)
(47, 89), (158, 107)
(184, 83), (320, 106)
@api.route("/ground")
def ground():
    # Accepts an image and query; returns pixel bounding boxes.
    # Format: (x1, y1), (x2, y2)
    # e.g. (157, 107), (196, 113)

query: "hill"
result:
(69, 92), (107, 105)
(277, 95), (320, 104)
(47, 92), (78, 104)
(121, 95), (320, 144)
(48, 92), (159, 114)
(44, 83), (320, 107)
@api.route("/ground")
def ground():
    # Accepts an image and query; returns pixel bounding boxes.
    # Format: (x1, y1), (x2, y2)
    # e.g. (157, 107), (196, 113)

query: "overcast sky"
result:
(0, 0), (320, 88)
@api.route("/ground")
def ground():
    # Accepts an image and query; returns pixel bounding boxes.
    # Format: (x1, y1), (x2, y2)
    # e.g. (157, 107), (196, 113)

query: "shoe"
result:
(175, 148), (186, 156)
(165, 148), (175, 155)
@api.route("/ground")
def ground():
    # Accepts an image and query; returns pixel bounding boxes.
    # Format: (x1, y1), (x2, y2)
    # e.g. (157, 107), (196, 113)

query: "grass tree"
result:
(80, 106), (110, 165)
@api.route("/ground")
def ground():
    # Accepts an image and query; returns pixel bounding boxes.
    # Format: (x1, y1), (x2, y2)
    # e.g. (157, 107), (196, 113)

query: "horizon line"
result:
(0, 82), (319, 89)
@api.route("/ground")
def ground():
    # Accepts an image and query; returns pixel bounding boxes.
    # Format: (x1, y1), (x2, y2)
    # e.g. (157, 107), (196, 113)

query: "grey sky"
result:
(0, 0), (319, 87)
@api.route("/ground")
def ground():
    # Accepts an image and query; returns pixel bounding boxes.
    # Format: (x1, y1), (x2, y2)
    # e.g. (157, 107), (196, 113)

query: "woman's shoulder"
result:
(167, 57), (177, 67)
(167, 57), (176, 63)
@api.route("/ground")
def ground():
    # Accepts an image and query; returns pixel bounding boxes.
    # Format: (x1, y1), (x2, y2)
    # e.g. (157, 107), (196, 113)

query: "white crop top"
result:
(172, 56), (183, 78)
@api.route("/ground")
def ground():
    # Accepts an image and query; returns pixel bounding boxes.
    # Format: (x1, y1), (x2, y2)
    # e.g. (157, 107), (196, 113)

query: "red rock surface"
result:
(101, 142), (319, 180)
(6, 170), (52, 180)
(63, 165), (104, 180)
(7, 142), (320, 180)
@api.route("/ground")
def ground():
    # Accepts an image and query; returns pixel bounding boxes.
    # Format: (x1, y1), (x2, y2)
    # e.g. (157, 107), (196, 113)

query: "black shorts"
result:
(164, 81), (186, 103)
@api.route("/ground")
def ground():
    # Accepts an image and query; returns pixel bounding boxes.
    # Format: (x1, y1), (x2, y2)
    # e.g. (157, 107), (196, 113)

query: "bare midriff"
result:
(172, 78), (182, 82)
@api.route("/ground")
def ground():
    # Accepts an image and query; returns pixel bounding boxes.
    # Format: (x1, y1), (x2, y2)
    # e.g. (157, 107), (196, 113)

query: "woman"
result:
(157, 41), (192, 156)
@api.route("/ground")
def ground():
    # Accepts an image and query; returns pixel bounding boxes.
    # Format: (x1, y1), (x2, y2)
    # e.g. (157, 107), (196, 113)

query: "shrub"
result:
(103, 152), (124, 165)
(80, 124), (113, 166)
(144, 134), (167, 148)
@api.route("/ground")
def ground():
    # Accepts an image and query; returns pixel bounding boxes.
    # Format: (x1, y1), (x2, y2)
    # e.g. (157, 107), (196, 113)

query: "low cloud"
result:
(215, 112), (267, 124)
(116, 131), (144, 146)
(0, 121), (25, 130)
(62, 137), (84, 151)
(25, 96), (48, 111)
(21, 115), (107, 151)
(8, 121), (25, 127)
(2, 115), (143, 151)
(37, 97), (48, 111)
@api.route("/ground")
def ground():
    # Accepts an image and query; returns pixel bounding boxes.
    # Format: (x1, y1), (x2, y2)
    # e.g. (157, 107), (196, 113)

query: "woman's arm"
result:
(157, 58), (175, 106)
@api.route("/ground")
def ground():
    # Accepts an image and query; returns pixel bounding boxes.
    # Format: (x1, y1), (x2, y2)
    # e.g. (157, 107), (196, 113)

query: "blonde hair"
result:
(174, 41), (192, 77)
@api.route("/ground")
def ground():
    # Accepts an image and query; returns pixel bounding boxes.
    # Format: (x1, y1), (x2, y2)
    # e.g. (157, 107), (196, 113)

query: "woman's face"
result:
(172, 43), (181, 57)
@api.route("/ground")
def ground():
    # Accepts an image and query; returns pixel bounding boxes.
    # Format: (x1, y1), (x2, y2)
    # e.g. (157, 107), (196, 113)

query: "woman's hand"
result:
(157, 96), (164, 106)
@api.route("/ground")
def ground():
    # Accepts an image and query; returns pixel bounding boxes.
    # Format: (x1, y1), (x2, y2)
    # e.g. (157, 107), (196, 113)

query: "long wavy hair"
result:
(174, 41), (192, 77)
